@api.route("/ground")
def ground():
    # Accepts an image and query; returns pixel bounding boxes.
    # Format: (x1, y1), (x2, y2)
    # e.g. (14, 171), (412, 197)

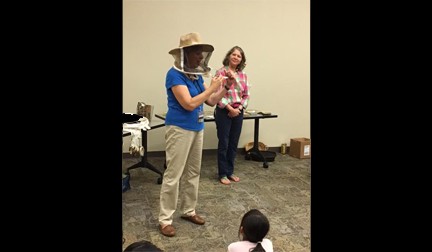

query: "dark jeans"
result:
(214, 107), (244, 179)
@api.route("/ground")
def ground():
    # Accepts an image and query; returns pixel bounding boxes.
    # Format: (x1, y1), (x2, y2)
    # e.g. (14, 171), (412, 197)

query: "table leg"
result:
(126, 129), (163, 184)
(245, 118), (269, 168)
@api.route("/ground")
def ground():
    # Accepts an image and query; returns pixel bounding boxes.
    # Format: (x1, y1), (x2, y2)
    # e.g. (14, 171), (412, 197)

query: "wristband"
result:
(224, 85), (230, 91)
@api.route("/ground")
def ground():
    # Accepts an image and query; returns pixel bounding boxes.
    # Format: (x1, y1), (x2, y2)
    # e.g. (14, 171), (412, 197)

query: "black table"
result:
(122, 119), (166, 184)
(155, 111), (278, 168)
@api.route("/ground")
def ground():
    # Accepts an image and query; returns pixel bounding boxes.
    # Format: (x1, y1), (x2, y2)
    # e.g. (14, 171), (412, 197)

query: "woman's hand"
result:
(209, 75), (225, 92)
(224, 69), (236, 88)
(228, 108), (242, 118)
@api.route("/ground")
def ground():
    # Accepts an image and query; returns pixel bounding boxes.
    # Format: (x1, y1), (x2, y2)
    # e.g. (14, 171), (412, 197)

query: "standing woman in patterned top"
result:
(214, 46), (250, 185)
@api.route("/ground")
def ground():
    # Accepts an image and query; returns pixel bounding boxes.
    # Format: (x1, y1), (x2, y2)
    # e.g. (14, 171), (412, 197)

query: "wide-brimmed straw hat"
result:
(169, 32), (214, 55)
(169, 32), (214, 75)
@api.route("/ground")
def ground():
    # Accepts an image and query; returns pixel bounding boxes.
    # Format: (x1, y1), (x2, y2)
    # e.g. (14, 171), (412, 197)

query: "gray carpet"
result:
(122, 152), (310, 252)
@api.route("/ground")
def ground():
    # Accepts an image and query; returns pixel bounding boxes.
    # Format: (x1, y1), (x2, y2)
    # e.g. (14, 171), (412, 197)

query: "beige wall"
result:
(123, 0), (310, 152)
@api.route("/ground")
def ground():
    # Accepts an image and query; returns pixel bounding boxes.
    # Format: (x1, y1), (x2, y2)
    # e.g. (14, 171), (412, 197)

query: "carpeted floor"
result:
(122, 152), (310, 252)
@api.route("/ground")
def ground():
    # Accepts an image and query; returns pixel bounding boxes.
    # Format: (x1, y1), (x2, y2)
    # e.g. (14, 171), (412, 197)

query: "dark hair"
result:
(238, 209), (270, 252)
(124, 240), (163, 252)
(222, 46), (247, 71)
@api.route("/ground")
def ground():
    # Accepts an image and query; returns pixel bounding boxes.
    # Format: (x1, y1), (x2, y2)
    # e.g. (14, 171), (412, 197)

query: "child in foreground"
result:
(124, 240), (163, 252)
(228, 209), (273, 252)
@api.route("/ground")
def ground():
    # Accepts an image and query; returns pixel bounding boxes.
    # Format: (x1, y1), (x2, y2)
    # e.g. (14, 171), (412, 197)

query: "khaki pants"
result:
(159, 125), (204, 226)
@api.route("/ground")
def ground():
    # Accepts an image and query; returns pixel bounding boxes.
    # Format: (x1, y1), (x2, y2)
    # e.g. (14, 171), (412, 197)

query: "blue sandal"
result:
(220, 176), (231, 185)
(228, 175), (240, 182)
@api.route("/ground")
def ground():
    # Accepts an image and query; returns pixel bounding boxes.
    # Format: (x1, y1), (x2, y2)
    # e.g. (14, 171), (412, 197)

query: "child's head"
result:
(124, 240), (163, 252)
(239, 209), (270, 243)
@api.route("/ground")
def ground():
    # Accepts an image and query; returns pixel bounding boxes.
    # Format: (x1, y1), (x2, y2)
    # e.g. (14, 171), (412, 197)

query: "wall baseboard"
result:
(122, 146), (285, 158)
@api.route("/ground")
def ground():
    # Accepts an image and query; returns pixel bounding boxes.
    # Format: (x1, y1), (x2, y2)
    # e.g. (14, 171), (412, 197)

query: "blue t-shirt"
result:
(165, 67), (205, 131)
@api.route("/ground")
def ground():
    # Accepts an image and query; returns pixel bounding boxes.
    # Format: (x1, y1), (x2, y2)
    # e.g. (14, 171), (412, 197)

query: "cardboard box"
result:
(289, 138), (311, 159)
